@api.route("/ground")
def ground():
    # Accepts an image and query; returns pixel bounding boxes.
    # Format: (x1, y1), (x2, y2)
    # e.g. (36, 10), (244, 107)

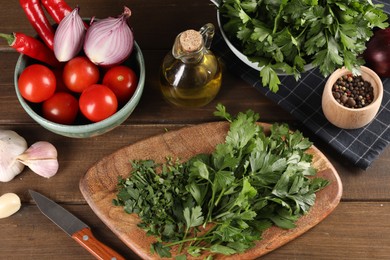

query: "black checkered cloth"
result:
(212, 0), (390, 170)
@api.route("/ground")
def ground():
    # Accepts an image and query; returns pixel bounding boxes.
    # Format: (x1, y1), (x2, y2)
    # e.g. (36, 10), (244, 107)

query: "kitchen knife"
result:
(29, 190), (125, 260)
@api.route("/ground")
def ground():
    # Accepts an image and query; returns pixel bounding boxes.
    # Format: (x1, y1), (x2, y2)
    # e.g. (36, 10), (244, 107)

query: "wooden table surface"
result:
(1, 1), (390, 259)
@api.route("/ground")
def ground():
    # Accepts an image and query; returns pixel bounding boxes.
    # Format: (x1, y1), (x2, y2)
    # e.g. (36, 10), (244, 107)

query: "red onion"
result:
(53, 7), (86, 62)
(83, 6), (134, 67)
(363, 27), (390, 78)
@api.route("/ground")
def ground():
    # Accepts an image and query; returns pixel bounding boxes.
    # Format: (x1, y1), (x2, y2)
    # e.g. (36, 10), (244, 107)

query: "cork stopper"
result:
(179, 29), (203, 52)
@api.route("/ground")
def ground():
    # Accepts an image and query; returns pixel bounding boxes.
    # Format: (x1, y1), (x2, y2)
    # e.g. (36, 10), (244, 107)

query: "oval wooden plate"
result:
(79, 122), (343, 259)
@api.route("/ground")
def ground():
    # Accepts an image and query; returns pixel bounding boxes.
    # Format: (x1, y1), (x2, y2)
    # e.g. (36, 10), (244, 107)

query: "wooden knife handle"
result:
(72, 227), (125, 260)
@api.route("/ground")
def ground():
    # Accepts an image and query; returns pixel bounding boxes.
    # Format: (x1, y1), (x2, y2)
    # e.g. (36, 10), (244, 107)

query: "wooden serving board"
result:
(79, 122), (343, 259)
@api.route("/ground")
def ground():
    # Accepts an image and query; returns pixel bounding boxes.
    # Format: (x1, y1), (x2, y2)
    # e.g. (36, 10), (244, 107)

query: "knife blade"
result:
(29, 190), (125, 260)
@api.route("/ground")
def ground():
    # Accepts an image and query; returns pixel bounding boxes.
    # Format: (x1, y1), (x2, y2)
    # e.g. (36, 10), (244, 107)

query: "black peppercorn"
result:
(332, 74), (374, 108)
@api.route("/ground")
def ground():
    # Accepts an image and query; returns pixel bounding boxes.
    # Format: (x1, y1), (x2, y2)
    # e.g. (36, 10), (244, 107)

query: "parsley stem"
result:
(214, 187), (226, 207)
(206, 189), (216, 223)
(164, 234), (214, 247)
(178, 228), (190, 253)
(272, 1), (286, 34)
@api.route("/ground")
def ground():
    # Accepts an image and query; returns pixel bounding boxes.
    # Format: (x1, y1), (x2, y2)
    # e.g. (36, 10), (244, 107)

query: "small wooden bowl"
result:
(322, 66), (383, 129)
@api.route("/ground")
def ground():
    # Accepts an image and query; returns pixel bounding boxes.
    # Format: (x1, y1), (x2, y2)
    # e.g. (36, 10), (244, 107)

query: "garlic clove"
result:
(17, 141), (59, 178)
(22, 158), (59, 178)
(0, 193), (21, 219)
(18, 141), (57, 159)
(0, 130), (28, 182)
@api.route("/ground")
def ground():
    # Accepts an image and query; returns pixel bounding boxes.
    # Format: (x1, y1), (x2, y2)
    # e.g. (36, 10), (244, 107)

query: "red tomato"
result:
(63, 56), (100, 93)
(102, 66), (138, 104)
(42, 92), (79, 124)
(79, 84), (118, 122)
(18, 64), (56, 103)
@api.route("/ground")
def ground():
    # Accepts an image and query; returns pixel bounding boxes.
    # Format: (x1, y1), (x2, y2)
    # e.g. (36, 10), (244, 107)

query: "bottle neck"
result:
(177, 49), (204, 64)
(172, 29), (205, 64)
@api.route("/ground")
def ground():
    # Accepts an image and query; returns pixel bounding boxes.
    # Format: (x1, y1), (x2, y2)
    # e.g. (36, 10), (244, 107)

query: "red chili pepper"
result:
(41, 0), (72, 24)
(19, 0), (55, 50)
(0, 32), (59, 67)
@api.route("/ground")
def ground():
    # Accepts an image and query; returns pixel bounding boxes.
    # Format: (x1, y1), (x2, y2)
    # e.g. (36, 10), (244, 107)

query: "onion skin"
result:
(54, 7), (86, 62)
(83, 6), (134, 67)
(363, 28), (390, 78)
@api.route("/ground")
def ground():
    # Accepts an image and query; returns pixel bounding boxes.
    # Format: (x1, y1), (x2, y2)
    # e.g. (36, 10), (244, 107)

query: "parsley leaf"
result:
(183, 206), (204, 229)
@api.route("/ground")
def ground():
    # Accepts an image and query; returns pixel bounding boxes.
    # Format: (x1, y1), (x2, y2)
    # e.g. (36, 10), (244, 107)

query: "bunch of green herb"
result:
(219, 0), (388, 92)
(114, 104), (329, 259)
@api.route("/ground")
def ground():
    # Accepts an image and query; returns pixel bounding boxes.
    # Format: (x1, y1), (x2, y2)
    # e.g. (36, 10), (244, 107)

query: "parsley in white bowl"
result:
(215, 0), (388, 92)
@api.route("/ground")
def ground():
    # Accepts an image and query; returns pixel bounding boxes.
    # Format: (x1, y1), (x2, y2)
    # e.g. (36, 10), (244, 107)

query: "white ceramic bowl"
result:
(14, 42), (145, 138)
(321, 66), (383, 129)
(216, 11), (314, 75)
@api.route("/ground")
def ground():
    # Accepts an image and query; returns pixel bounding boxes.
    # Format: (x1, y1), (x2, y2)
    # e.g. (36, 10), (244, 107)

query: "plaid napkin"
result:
(212, 0), (390, 170)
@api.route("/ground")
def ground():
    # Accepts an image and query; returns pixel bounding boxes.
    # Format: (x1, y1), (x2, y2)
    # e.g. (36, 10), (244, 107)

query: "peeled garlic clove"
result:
(0, 130), (27, 182)
(0, 193), (21, 219)
(17, 141), (59, 178)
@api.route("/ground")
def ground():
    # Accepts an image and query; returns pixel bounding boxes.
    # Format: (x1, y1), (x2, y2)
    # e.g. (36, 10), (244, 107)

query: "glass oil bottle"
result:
(159, 23), (222, 107)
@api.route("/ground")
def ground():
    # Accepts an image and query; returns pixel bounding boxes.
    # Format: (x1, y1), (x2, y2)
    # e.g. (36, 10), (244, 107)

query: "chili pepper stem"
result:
(2, 32), (60, 67)
(0, 33), (15, 46)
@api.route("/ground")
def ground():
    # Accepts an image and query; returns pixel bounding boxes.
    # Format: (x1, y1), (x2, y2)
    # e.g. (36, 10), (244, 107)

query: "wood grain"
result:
(80, 122), (342, 259)
(71, 227), (125, 260)
(1, 0), (390, 259)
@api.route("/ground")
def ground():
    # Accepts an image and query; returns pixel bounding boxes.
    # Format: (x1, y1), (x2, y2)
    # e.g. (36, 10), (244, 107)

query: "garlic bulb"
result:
(0, 130), (59, 181)
(0, 130), (27, 182)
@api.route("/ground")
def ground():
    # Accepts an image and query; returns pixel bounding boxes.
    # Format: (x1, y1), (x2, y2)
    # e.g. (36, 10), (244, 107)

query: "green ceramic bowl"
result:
(14, 42), (145, 138)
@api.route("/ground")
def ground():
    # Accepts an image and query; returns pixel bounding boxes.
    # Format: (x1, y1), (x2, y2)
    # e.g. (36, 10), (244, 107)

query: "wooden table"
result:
(1, 1), (390, 259)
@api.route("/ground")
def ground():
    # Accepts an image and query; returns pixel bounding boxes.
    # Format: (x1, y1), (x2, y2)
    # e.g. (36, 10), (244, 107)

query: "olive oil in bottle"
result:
(159, 23), (222, 107)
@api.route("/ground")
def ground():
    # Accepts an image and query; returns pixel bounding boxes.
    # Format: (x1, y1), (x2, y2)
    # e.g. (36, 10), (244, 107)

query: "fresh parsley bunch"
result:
(219, 0), (389, 92)
(114, 104), (329, 259)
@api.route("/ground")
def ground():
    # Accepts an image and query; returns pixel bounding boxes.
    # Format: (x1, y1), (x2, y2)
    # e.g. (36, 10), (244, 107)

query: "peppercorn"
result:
(332, 74), (374, 108)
